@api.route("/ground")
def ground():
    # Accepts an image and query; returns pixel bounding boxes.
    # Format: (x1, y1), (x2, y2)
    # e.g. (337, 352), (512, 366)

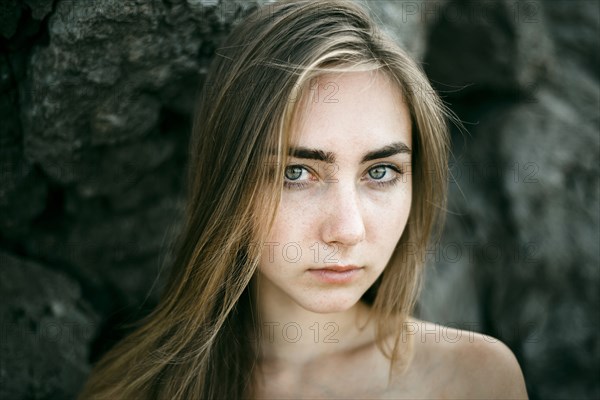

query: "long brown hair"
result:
(79, 1), (453, 398)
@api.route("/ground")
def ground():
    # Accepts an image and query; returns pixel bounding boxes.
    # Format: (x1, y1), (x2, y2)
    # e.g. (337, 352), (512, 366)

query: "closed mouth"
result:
(308, 265), (362, 272)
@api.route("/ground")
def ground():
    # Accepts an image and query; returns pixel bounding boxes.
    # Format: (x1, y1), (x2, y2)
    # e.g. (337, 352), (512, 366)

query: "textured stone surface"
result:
(492, 47), (600, 400)
(356, 0), (437, 61)
(0, 251), (100, 399)
(0, 0), (22, 39)
(418, 1), (600, 399)
(0, 89), (48, 239)
(0, 0), (598, 399)
(425, 0), (552, 95)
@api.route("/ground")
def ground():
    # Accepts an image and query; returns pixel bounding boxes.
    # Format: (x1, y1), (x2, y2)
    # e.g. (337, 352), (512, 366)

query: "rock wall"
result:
(0, 0), (598, 399)
(416, 1), (599, 399)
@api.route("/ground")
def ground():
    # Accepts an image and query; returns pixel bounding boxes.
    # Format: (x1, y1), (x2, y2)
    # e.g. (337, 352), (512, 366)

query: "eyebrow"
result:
(287, 141), (412, 164)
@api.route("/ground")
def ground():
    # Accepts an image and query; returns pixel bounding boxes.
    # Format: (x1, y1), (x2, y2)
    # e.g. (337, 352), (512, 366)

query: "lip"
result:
(309, 265), (362, 272)
(307, 265), (363, 284)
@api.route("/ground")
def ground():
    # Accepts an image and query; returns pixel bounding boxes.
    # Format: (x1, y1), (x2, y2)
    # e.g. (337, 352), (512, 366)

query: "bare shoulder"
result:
(396, 317), (529, 399)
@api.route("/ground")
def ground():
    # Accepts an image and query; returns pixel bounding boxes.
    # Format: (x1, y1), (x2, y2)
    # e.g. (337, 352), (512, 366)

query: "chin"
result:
(297, 293), (362, 314)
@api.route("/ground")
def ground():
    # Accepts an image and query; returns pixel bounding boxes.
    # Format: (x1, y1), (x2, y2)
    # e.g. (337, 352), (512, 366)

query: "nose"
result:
(320, 181), (366, 247)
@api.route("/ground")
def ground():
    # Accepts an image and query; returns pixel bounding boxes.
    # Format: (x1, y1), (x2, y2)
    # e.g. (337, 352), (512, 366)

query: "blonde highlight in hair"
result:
(79, 1), (453, 398)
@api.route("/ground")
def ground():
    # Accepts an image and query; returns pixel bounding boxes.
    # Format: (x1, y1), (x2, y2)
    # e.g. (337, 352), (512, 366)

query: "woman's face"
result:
(257, 70), (413, 313)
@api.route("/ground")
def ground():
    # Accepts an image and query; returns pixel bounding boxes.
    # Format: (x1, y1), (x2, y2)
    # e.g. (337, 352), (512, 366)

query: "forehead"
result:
(291, 70), (412, 151)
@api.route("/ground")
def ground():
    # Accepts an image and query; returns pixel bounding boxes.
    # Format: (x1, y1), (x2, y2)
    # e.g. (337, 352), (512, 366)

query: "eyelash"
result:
(283, 164), (403, 190)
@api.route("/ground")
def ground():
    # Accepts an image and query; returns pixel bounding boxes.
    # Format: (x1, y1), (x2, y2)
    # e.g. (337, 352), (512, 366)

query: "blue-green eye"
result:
(283, 165), (312, 189)
(367, 164), (403, 187)
(368, 166), (387, 180)
(285, 166), (304, 181)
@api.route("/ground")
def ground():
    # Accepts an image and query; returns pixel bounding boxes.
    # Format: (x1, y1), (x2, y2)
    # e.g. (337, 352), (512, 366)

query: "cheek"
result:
(264, 214), (295, 245)
(266, 196), (315, 240)
(259, 206), (312, 267)
(368, 188), (412, 248)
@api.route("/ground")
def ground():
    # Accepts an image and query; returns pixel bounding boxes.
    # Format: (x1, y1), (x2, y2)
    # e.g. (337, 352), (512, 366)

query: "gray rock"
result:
(356, 0), (440, 61)
(23, 195), (184, 307)
(417, 209), (483, 330)
(0, 80), (48, 239)
(424, 0), (552, 95)
(24, 0), (54, 20)
(0, 251), (100, 399)
(0, 0), (21, 39)
(493, 71), (600, 399)
(417, 1), (599, 398)
(541, 0), (600, 78)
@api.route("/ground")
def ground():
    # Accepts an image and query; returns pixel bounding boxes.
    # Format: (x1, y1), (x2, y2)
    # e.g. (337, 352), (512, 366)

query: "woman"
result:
(79, 0), (528, 398)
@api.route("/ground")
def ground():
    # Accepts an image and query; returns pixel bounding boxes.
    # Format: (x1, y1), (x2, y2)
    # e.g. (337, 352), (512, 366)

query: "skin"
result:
(252, 71), (529, 399)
